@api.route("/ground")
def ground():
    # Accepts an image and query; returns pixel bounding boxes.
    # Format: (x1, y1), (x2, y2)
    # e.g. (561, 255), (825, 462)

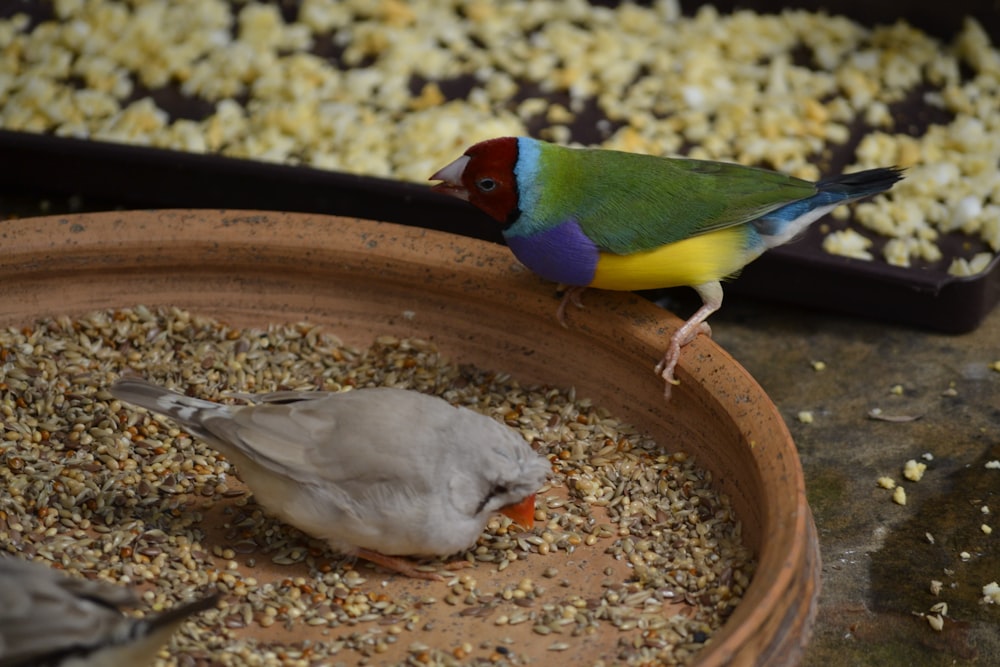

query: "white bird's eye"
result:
(476, 178), (497, 192)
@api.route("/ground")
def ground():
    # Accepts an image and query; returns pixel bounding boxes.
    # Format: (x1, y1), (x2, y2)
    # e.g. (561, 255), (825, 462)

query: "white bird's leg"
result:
(355, 548), (447, 581)
(354, 548), (474, 581)
(655, 282), (723, 399)
(555, 286), (587, 328)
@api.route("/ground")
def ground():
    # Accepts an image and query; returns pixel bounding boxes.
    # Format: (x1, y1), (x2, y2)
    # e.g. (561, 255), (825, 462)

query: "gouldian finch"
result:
(431, 137), (903, 397)
(111, 378), (549, 581)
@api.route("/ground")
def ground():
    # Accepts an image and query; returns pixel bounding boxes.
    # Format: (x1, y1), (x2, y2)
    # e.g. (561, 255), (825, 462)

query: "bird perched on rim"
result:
(110, 377), (550, 581)
(431, 137), (904, 398)
(0, 554), (218, 667)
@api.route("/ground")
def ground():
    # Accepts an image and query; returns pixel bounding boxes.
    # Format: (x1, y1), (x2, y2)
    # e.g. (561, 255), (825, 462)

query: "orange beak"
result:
(499, 493), (536, 530)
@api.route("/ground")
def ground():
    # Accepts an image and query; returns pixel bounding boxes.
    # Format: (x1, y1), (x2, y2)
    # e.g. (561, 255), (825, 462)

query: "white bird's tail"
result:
(110, 377), (230, 444)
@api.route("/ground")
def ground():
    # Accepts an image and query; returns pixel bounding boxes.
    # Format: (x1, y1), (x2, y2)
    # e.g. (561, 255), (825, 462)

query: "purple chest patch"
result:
(504, 221), (599, 286)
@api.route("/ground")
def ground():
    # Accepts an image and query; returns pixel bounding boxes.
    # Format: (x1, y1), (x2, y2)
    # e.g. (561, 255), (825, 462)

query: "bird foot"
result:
(555, 286), (586, 328)
(654, 322), (713, 400)
(355, 548), (450, 581)
(691, 321), (712, 343)
(441, 559), (476, 572)
(655, 345), (683, 400)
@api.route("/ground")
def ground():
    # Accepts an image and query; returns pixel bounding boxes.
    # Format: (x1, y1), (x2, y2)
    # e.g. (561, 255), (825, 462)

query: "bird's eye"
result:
(476, 178), (497, 192)
(493, 483), (509, 495)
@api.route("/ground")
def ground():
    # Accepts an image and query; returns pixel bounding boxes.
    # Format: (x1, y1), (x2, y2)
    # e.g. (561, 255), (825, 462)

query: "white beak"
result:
(429, 155), (471, 201)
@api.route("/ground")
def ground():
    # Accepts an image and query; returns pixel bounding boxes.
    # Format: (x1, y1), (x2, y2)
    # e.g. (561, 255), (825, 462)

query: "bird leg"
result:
(655, 282), (723, 399)
(355, 548), (472, 581)
(555, 286), (587, 328)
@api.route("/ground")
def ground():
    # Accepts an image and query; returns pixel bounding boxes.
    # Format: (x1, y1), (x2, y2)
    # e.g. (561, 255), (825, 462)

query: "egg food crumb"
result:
(0, 3), (996, 270)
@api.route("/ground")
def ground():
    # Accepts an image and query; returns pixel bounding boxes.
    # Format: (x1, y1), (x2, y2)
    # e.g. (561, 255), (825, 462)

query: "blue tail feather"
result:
(752, 166), (903, 245)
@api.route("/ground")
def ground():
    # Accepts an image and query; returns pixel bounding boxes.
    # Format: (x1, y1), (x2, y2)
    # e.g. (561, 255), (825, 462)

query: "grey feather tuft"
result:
(0, 555), (217, 667)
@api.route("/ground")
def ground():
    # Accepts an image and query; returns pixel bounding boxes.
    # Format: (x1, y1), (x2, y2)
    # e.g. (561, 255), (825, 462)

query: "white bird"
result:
(110, 378), (550, 580)
(0, 555), (218, 667)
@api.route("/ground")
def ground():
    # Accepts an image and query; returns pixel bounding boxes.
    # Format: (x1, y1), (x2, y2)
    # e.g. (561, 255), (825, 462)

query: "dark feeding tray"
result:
(0, 0), (998, 333)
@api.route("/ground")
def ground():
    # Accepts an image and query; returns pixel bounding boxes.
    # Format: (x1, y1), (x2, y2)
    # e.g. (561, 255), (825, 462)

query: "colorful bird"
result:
(111, 378), (550, 580)
(431, 137), (903, 397)
(0, 554), (218, 667)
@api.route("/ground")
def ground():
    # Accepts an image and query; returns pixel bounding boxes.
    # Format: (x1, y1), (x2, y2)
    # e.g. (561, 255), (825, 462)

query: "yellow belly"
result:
(590, 226), (751, 291)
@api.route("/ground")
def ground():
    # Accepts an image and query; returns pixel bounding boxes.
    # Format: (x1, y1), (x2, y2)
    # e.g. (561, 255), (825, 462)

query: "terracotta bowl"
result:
(0, 210), (819, 665)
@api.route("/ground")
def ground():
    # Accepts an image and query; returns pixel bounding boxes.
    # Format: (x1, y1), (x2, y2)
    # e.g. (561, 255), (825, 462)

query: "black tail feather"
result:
(818, 166), (905, 198)
(139, 592), (221, 637)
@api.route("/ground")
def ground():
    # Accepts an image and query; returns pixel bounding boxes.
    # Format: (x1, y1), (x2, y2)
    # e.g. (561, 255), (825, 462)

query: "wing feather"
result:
(526, 144), (818, 253)
(200, 388), (475, 494)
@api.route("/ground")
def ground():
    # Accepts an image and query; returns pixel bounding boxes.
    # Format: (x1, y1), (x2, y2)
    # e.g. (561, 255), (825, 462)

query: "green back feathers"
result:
(521, 141), (818, 254)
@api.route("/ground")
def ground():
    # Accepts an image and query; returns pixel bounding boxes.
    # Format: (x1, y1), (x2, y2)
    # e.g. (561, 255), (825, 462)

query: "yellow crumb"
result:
(903, 459), (927, 482)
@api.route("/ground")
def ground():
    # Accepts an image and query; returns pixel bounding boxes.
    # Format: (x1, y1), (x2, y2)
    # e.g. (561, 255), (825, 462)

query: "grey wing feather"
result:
(112, 379), (478, 488)
(111, 379), (448, 490)
(203, 387), (472, 490)
(0, 555), (217, 666)
(0, 556), (137, 661)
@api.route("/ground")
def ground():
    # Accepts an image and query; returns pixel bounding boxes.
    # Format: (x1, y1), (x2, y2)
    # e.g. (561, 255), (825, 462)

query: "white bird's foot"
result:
(355, 549), (477, 581)
(555, 286), (586, 328)
(356, 548), (447, 581)
(441, 559), (476, 573)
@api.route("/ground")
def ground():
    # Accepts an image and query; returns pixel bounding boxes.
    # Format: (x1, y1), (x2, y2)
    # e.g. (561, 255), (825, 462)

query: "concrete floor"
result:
(684, 289), (1000, 666)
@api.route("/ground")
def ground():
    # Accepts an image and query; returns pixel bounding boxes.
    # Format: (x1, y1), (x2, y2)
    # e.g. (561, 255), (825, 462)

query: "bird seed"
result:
(0, 306), (754, 666)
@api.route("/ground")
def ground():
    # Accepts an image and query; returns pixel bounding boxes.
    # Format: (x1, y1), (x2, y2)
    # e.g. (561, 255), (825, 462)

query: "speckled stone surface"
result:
(665, 288), (1000, 666)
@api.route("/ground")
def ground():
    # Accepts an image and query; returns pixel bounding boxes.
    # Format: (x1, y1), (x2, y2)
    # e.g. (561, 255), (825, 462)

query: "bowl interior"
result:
(0, 210), (818, 665)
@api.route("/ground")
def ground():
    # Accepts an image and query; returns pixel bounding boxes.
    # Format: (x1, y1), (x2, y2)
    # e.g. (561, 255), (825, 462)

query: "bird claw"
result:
(355, 548), (448, 581)
(676, 322), (712, 347)
(656, 353), (682, 400)
(655, 322), (711, 400)
(555, 286), (586, 327)
(442, 559), (476, 572)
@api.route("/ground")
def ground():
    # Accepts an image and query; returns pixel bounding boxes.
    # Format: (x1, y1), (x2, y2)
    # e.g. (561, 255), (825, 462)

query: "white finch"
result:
(0, 555), (217, 667)
(110, 378), (550, 580)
